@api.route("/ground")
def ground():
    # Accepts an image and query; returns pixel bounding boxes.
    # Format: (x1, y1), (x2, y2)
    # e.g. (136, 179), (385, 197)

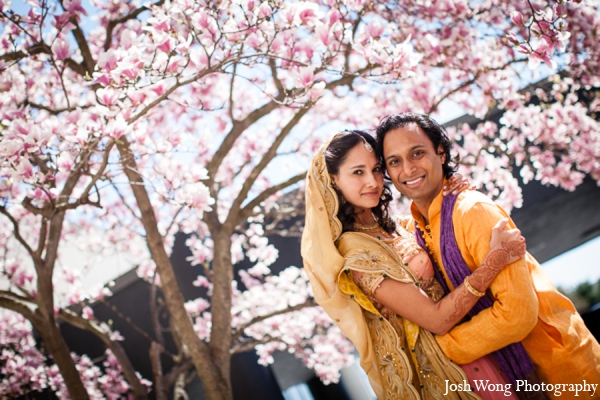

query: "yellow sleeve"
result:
(435, 201), (539, 364)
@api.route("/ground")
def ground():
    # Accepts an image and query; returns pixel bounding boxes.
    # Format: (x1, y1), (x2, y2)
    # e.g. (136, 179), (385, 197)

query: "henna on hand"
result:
(469, 238), (526, 292)
(503, 238), (527, 259)
(438, 288), (473, 325)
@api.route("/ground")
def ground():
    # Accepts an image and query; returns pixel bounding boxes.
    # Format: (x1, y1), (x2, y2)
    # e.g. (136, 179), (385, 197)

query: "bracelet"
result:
(464, 276), (485, 297)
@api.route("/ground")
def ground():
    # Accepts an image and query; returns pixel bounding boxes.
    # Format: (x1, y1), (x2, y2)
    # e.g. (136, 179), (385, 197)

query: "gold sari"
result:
(301, 139), (480, 400)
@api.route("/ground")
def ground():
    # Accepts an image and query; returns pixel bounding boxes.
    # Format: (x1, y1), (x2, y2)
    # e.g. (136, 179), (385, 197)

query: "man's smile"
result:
(403, 176), (425, 186)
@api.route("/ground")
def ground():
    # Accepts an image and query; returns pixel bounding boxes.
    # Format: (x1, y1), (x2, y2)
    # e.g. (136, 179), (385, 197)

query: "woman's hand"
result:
(487, 218), (527, 267)
(443, 173), (475, 196)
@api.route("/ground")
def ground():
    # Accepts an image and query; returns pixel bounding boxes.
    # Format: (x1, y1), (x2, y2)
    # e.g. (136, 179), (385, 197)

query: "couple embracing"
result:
(301, 113), (600, 400)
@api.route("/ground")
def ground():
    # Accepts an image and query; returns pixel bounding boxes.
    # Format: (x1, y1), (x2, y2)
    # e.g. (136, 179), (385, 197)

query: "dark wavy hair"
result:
(375, 113), (459, 179)
(324, 130), (396, 235)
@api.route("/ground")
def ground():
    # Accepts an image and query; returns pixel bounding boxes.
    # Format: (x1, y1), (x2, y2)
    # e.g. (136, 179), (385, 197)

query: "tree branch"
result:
(36, 217), (48, 258)
(228, 63), (237, 122)
(237, 171), (306, 224)
(231, 298), (317, 343)
(104, 1), (165, 52)
(0, 205), (36, 259)
(163, 358), (194, 392)
(204, 97), (283, 192)
(231, 335), (280, 354)
(58, 309), (149, 400)
(150, 341), (167, 400)
(428, 58), (527, 115)
(223, 106), (311, 231)
(268, 58), (285, 96)
(25, 100), (91, 115)
(0, 294), (38, 322)
(56, 0), (95, 74)
(80, 141), (114, 205)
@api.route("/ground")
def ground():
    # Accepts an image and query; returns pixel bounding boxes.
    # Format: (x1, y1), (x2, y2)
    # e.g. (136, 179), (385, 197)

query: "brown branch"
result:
(268, 58), (285, 96)
(22, 196), (53, 217)
(0, 205), (36, 259)
(150, 273), (165, 347)
(96, 298), (175, 357)
(104, 1), (165, 52)
(164, 204), (186, 238)
(55, 0), (95, 75)
(57, 309), (149, 400)
(224, 106), (311, 231)
(0, 11), (85, 74)
(126, 68), (216, 125)
(26, 100), (91, 115)
(0, 44), (48, 61)
(231, 335), (281, 354)
(228, 63), (237, 122)
(204, 97), (283, 190)
(163, 358), (194, 391)
(108, 178), (143, 221)
(150, 342), (167, 400)
(79, 141), (115, 204)
(0, 294), (38, 322)
(36, 217), (49, 257)
(428, 58), (527, 115)
(231, 298), (317, 343)
(0, 289), (35, 303)
(238, 171), (306, 224)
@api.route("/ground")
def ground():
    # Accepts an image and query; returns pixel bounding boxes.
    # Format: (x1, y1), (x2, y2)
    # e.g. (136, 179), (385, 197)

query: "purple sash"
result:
(414, 193), (535, 386)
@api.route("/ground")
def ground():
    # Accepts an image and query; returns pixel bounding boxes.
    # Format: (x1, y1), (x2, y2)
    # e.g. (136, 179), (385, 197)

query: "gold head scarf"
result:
(301, 136), (382, 391)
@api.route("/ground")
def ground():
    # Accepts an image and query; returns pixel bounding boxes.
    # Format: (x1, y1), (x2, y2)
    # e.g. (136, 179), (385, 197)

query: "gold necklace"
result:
(354, 221), (383, 233)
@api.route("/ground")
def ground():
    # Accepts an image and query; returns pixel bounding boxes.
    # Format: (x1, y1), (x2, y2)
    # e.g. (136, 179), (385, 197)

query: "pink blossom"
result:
(257, 3), (272, 19)
(192, 275), (211, 288)
(510, 11), (523, 26)
(82, 306), (94, 320)
(156, 37), (174, 53)
(51, 38), (71, 60)
(63, 0), (87, 16)
(96, 87), (120, 107)
(57, 151), (75, 171)
(104, 115), (130, 139)
(245, 33), (263, 49)
(366, 19), (385, 38)
(147, 15), (170, 32)
(97, 49), (118, 71)
(175, 182), (215, 216)
(149, 81), (168, 97)
(293, 66), (315, 89)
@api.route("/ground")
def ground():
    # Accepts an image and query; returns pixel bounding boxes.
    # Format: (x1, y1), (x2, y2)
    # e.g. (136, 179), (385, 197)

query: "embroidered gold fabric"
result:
(302, 137), (480, 400)
(382, 232), (424, 263)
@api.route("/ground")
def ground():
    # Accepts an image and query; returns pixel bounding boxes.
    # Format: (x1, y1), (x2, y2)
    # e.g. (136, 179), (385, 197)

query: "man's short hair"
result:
(375, 113), (459, 178)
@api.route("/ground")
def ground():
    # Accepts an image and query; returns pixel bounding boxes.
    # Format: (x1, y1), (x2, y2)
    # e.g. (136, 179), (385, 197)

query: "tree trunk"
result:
(117, 139), (227, 399)
(35, 209), (91, 400)
(207, 231), (235, 399)
(37, 314), (91, 399)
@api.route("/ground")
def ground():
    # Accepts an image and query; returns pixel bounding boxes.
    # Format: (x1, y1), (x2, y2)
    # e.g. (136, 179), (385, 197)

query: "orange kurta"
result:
(409, 188), (600, 399)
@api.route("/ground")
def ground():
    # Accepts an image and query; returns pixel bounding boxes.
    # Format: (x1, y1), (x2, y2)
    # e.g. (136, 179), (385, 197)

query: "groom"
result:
(376, 113), (600, 398)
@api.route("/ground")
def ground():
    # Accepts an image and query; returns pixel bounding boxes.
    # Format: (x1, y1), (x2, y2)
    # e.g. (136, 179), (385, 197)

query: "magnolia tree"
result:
(1, 0), (599, 398)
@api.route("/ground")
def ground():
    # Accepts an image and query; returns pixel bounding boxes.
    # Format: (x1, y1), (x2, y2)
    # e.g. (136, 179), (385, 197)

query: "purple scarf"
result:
(414, 193), (535, 386)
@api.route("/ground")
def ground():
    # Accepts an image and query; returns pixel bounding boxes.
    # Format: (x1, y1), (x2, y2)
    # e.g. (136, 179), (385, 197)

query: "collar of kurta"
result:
(409, 177), (448, 229)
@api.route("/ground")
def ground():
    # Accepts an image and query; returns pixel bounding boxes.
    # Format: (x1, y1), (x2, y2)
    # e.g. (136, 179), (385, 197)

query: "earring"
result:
(330, 182), (336, 188)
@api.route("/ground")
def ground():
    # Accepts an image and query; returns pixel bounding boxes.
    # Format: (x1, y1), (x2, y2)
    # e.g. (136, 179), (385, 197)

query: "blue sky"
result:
(542, 236), (600, 290)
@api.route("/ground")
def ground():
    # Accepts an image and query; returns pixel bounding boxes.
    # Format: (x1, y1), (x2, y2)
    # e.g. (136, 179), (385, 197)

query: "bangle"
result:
(464, 276), (485, 297)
